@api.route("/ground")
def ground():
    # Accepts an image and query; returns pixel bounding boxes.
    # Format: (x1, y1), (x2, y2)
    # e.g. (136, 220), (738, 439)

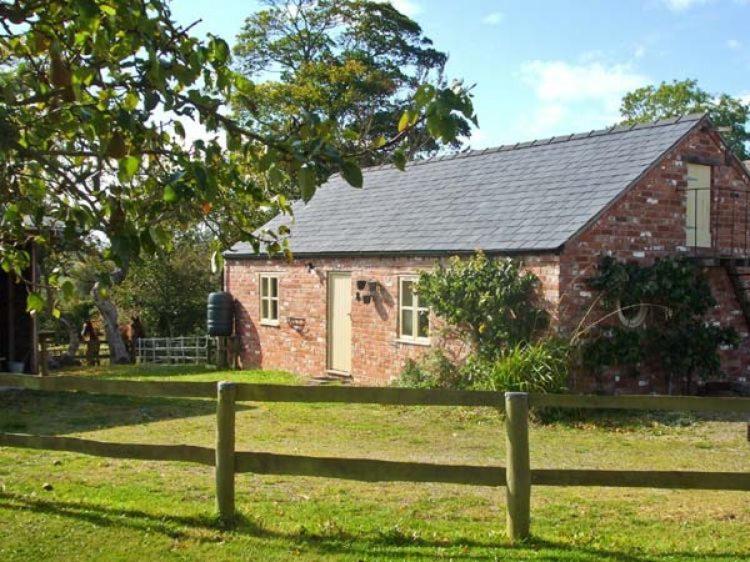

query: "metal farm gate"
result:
(136, 336), (210, 365)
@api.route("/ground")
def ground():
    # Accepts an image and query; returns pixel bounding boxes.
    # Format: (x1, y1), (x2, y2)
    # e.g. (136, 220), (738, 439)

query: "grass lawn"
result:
(0, 364), (747, 561)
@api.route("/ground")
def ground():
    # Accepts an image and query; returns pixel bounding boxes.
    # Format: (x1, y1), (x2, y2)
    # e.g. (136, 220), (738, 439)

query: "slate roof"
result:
(227, 114), (706, 257)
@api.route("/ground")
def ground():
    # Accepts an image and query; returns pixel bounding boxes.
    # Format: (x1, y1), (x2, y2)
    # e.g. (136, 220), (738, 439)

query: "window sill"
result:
(260, 320), (280, 327)
(395, 338), (431, 347)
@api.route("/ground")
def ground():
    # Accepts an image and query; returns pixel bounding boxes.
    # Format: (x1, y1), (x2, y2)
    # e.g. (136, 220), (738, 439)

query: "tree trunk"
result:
(92, 288), (130, 364)
(684, 372), (693, 396)
(59, 317), (81, 358)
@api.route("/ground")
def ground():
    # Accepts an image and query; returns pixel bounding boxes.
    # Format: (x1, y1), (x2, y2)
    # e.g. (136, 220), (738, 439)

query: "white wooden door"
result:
(327, 272), (352, 373)
(686, 163), (712, 248)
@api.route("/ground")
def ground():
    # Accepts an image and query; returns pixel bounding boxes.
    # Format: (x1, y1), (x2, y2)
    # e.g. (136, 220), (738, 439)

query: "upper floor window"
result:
(399, 277), (430, 343)
(686, 163), (712, 248)
(260, 274), (279, 325)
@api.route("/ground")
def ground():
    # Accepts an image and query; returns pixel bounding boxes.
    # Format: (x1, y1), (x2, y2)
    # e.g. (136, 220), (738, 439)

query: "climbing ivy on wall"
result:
(580, 256), (738, 394)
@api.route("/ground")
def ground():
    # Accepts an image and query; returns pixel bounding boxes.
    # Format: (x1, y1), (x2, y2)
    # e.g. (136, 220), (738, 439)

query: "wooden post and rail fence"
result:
(0, 373), (748, 540)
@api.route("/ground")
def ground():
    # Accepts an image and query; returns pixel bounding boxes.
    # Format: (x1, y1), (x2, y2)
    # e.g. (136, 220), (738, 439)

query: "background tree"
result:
(233, 0), (474, 168)
(0, 0), (475, 354)
(113, 234), (219, 337)
(620, 79), (750, 159)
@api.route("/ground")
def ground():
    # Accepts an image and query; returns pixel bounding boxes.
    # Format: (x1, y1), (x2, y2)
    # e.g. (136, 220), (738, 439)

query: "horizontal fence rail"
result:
(4, 374), (747, 411)
(0, 373), (216, 398)
(234, 383), (506, 407)
(531, 468), (750, 490)
(0, 374), (748, 540)
(0, 433), (214, 466)
(530, 393), (750, 413)
(235, 451), (506, 486)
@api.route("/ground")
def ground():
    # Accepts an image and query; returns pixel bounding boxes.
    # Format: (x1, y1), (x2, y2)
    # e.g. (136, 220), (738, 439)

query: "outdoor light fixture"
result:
(356, 279), (378, 304)
(306, 262), (316, 274)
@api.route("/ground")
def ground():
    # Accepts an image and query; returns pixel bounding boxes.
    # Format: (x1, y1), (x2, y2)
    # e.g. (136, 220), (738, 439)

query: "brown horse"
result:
(81, 320), (101, 366)
(119, 315), (146, 363)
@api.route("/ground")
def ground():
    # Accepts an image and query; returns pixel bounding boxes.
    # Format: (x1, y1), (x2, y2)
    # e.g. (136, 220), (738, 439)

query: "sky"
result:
(170, 0), (750, 149)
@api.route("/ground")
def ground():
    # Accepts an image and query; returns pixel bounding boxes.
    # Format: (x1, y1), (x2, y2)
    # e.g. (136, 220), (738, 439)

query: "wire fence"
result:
(136, 336), (210, 365)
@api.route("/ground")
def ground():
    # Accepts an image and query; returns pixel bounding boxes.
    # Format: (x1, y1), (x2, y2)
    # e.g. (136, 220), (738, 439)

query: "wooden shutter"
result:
(686, 164), (711, 248)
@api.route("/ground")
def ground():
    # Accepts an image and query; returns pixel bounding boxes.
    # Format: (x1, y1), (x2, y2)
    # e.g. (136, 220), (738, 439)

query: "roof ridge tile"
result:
(367, 113), (706, 172)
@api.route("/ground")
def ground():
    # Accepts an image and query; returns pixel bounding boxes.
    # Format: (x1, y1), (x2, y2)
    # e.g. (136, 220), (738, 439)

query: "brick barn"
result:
(225, 114), (750, 390)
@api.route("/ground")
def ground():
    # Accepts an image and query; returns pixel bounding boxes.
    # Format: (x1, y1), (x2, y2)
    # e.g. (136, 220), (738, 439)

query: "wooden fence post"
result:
(505, 391), (531, 541)
(216, 381), (236, 523)
(216, 336), (228, 369)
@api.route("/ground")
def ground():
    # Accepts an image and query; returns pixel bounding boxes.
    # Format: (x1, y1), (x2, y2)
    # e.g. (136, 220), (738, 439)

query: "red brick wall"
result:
(226, 255), (559, 384)
(558, 125), (750, 391)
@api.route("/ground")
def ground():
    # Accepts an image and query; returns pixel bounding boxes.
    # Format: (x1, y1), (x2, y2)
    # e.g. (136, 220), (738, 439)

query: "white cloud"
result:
(662, 0), (710, 11)
(482, 12), (504, 25)
(520, 60), (648, 106)
(727, 39), (742, 50)
(517, 59), (649, 138)
(634, 45), (647, 59)
(377, 0), (422, 17)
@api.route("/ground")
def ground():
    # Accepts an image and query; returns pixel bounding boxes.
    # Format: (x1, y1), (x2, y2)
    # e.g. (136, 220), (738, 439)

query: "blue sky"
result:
(171, 0), (750, 149)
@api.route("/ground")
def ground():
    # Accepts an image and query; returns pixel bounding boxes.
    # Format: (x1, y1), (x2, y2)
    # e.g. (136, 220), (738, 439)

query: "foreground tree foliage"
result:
(0, 0), (475, 343)
(620, 79), (750, 159)
(233, 0), (474, 167)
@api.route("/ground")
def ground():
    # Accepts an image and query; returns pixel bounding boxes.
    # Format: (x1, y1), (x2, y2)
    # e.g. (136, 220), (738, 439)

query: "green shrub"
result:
(395, 349), (466, 389)
(397, 339), (570, 395)
(416, 252), (548, 359)
(469, 339), (569, 394)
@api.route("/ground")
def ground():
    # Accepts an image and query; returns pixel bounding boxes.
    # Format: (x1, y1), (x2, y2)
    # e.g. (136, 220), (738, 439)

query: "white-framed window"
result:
(259, 274), (279, 325)
(399, 276), (430, 343)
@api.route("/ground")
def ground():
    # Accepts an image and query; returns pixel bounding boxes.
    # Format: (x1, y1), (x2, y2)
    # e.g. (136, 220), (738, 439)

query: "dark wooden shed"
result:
(0, 244), (39, 374)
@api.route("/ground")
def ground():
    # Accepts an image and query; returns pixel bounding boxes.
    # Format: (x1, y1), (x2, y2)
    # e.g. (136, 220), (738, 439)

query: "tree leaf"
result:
(118, 156), (140, 182)
(26, 292), (45, 314)
(393, 149), (406, 171)
(163, 184), (178, 203)
(298, 164), (316, 201)
(398, 111), (411, 133)
(123, 91), (139, 110)
(340, 160), (363, 188)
